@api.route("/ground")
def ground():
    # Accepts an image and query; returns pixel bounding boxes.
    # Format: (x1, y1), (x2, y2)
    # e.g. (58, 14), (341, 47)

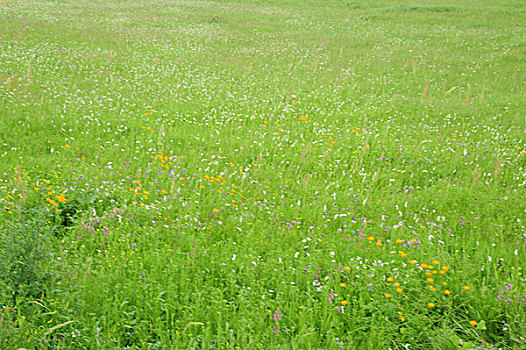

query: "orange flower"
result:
(341, 300), (348, 306)
(444, 290), (451, 295)
(340, 283), (346, 288)
(386, 277), (394, 282)
(395, 288), (403, 293)
(393, 282), (401, 287)
(432, 260), (440, 265)
(463, 286), (470, 291)
(427, 278), (434, 284)
(470, 320), (477, 327)
(385, 294), (392, 298)
(409, 260), (417, 265)
(428, 302), (435, 308)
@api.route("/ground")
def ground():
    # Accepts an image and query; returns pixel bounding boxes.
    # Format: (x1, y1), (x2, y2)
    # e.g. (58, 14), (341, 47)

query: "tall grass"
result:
(0, 0), (525, 348)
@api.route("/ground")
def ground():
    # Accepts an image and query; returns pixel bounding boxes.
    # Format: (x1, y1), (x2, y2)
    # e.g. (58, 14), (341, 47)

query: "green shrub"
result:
(0, 208), (57, 305)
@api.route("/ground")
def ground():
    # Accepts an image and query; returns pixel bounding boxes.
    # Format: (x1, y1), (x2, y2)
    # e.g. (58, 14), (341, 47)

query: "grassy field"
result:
(1, 0), (525, 348)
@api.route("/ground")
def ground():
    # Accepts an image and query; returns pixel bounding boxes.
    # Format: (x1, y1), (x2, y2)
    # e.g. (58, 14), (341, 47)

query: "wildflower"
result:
(385, 294), (392, 298)
(470, 320), (478, 327)
(444, 290), (451, 295)
(409, 260), (417, 265)
(393, 282), (401, 287)
(213, 208), (219, 213)
(367, 236), (375, 241)
(386, 277), (394, 282)
(427, 278), (434, 284)
(463, 286), (470, 291)
(441, 266), (449, 271)
(399, 251), (407, 258)
(396, 288), (403, 293)
(396, 239), (403, 244)
(345, 266), (351, 271)
(273, 311), (283, 322)
(340, 283), (346, 288)
(432, 260), (440, 265)
(341, 300), (348, 306)
(428, 302), (435, 308)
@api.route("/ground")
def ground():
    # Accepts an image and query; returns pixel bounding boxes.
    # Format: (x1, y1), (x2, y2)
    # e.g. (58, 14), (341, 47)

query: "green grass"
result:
(0, 0), (525, 348)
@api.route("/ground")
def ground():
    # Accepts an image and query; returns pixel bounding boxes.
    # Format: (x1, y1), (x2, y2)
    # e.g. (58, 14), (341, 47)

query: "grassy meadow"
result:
(1, 0), (525, 348)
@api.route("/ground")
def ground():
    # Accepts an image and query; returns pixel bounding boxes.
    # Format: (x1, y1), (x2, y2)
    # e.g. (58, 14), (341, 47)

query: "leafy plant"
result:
(0, 208), (57, 305)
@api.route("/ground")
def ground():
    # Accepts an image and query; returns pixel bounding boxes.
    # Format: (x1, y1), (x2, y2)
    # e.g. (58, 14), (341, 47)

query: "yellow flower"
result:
(395, 288), (403, 293)
(340, 283), (346, 288)
(393, 282), (401, 287)
(409, 260), (416, 265)
(385, 294), (392, 298)
(396, 239), (403, 244)
(386, 277), (394, 282)
(341, 300), (348, 306)
(213, 208), (219, 213)
(444, 290), (451, 295)
(345, 266), (351, 271)
(429, 286), (437, 292)
(463, 286), (470, 291)
(470, 320), (477, 327)
(421, 263), (428, 268)
(432, 260), (440, 265)
(427, 302), (435, 308)
(441, 266), (449, 271)
(399, 251), (407, 258)
(427, 278), (434, 284)
(375, 241), (383, 246)
(367, 236), (375, 241)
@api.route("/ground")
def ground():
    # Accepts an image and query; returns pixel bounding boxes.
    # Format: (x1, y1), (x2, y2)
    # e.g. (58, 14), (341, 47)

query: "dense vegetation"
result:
(0, 0), (525, 348)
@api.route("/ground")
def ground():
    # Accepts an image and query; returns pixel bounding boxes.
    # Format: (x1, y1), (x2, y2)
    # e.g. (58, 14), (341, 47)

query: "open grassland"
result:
(0, 0), (525, 348)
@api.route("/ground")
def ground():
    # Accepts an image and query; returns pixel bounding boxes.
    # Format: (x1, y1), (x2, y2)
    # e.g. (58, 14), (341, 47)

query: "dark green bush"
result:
(0, 208), (57, 305)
